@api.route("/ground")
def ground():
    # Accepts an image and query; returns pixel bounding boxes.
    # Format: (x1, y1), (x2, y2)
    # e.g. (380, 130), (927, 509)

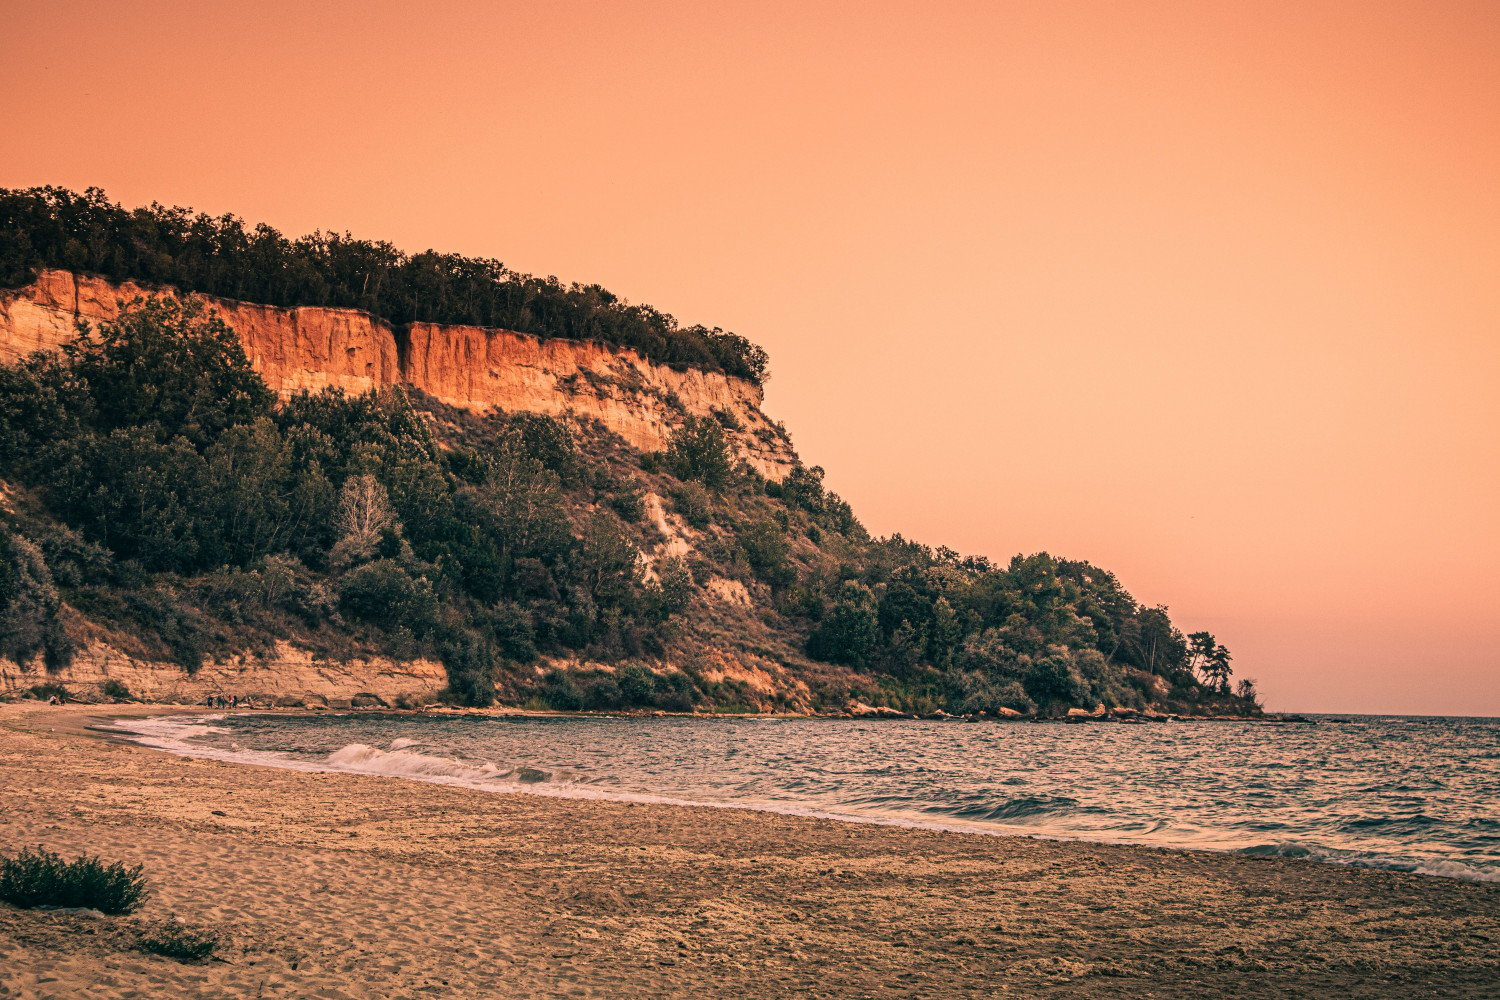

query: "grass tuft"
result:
(0, 846), (150, 914)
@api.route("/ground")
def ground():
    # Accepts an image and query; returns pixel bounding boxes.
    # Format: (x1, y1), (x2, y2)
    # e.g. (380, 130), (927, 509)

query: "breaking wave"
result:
(105, 711), (1500, 883)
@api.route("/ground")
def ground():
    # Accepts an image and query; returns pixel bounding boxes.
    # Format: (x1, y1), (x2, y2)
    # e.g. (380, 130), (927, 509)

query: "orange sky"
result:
(3, 1), (1497, 714)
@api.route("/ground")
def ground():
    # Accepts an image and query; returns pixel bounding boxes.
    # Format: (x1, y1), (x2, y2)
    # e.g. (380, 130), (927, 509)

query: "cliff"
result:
(0, 199), (1255, 717)
(0, 639), (447, 709)
(0, 269), (796, 479)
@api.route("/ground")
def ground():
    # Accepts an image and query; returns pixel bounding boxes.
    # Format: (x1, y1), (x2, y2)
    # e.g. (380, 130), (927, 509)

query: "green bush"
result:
(652, 670), (699, 713)
(539, 669), (582, 711)
(578, 671), (622, 711)
(806, 582), (880, 668)
(668, 481), (713, 529)
(28, 682), (69, 702)
(608, 487), (646, 523)
(616, 665), (658, 707)
(124, 587), (212, 674)
(0, 529), (74, 672)
(1022, 653), (1088, 712)
(134, 919), (220, 963)
(439, 633), (497, 708)
(736, 518), (794, 589)
(100, 679), (132, 702)
(337, 560), (437, 634)
(664, 417), (734, 490)
(0, 846), (150, 914)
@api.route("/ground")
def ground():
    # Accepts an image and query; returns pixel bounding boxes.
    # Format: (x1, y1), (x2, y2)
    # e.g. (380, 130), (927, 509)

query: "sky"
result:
(2, 1), (1497, 715)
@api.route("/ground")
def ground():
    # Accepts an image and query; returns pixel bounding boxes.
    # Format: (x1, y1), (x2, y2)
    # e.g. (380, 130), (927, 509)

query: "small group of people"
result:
(205, 693), (241, 708)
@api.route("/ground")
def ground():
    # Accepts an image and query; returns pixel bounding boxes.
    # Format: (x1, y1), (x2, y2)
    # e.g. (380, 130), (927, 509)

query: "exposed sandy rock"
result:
(640, 492), (694, 578)
(693, 650), (788, 696)
(0, 269), (796, 478)
(705, 577), (752, 605)
(0, 639), (446, 707)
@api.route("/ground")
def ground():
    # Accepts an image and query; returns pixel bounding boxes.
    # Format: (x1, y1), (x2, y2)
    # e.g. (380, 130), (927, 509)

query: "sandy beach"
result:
(0, 704), (1496, 999)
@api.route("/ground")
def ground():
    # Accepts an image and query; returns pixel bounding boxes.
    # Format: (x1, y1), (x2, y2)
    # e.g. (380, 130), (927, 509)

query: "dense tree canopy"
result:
(0, 299), (693, 696)
(0, 186), (769, 384)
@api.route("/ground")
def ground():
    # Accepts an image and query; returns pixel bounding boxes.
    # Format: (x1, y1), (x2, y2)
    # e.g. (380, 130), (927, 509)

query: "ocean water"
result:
(108, 712), (1500, 882)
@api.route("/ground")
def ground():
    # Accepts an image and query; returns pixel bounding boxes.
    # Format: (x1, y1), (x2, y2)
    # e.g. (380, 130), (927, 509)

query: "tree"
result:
(329, 474), (399, 568)
(737, 518), (793, 589)
(664, 416), (735, 491)
(1202, 643), (1233, 693)
(574, 511), (641, 608)
(0, 353), (92, 474)
(204, 417), (300, 565)
(1126, 605), (1188, 676)
(927, 596), (963, 668)
(0, 186), (773, 384)
(806, 581), (880, 668)
(55, 428), (212, 571)
(473, 448), (571, 567)
(1022, 651), (1086, 710)
(1186, 631), (1217, 677)
(65, 296), (274, 446)
(337, 559), (436, 634)
(0, 529), (74, 671)
(440, 632), (497, 707)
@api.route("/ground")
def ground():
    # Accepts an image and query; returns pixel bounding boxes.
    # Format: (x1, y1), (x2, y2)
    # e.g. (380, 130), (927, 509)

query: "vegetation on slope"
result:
(0, 186), (768, 384)
(0, 292), (1255, 717)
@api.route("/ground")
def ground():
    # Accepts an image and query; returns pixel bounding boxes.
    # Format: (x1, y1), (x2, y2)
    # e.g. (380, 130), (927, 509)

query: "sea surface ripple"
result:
(109, 712), (1500, 882)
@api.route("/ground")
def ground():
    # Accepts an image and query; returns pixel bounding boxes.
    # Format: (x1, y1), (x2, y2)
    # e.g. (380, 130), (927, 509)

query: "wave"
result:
(327, 743), (513, 783)
(1235, 842), (1500, 883)
(920, 794), (1087, 823)
(104, 713), (1500, 885)
(1338, 813), (1441, 833)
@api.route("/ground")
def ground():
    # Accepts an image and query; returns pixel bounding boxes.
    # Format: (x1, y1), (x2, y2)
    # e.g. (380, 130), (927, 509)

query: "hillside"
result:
(0, 187), (1257, 717)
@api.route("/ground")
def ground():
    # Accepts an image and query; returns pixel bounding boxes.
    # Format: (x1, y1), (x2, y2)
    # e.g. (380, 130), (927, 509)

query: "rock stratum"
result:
(0, 269), (796, 479)
(0, 639), (447, 708)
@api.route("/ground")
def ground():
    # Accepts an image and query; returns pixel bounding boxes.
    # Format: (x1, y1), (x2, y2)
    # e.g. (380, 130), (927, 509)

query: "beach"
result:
(1, 704), (1496, 999)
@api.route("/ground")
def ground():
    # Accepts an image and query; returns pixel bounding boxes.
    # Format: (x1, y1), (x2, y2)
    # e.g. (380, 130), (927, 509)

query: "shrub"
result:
(337, 559), (437, 634)
(1022, 652), (1088, 712)
(100, 679), (132, 702)
(608, 487), (646, 523)
(577, 671), (622, 711)
(710, 407), (743, 431)
(664, 416), (734, 490)
(134, 919), (220, 963)
(806, 582), (880, 668)
(616, 665), (658, 707)
(0, 529), (74, 672)
(948, 672), (1035, 716)
(28, 682), (69, 702)
(539, 669), (582, 711)
(481, 601), (538, 663)
(439, 632), (497, 708)
(736, 518), (794, 589)
(503, 413), (579, 479)
(0, 846), (150, 914)
(652, 670), (699, 713)
(668, 481), (713, 529)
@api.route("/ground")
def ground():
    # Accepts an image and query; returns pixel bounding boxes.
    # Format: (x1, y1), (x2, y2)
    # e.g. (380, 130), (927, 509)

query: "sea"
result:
(107, 712), (1500, 883)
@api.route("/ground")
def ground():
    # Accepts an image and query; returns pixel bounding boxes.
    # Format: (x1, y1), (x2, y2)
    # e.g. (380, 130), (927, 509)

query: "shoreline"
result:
(10, 694), (1290, 723)
(3, 702), (1498, 998)
(89, 705), (1497, 886)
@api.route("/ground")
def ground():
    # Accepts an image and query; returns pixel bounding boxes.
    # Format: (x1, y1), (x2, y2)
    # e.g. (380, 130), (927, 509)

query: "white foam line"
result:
(104, 714), (1500, 884)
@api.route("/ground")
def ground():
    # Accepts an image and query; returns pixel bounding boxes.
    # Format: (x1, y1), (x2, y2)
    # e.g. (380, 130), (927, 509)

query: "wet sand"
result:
(1, 703), (1496, 999)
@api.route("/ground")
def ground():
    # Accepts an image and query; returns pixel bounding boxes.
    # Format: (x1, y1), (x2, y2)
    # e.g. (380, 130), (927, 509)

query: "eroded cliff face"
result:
(0, 640), (447, 708)
(0, 270), (796, 478)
